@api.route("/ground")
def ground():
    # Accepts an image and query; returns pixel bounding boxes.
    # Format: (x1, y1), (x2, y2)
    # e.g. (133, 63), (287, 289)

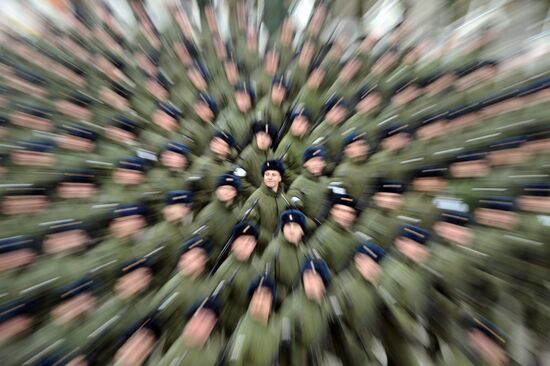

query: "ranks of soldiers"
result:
(0, 1), (549, 365)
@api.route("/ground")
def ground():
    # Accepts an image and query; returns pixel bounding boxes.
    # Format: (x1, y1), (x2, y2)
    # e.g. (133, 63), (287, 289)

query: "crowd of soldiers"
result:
(0, 0), (549, 365)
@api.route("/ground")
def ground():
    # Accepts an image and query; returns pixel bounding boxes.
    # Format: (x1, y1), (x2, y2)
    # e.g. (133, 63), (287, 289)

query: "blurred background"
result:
(0, 0), (549, 365)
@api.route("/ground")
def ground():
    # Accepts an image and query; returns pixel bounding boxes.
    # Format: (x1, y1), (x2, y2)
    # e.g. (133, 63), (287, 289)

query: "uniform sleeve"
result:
(226, 326), (249, 366)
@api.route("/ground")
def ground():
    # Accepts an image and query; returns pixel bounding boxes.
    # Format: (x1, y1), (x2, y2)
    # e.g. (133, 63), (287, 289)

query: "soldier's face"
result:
(309, 6), (326, 36)
(381, 133), (410, 152)
(106, 126), (136, 143)
(249, 288), (272, 323)
(110, 215), (146, 238)
(11, 151), (56, 167)
(392, 86), (422, 107)
(474, 208), (518, 230)
(434, 222), (473, 247)
(265, 51), (279, 75)
(178, 248), (208, 277)
(468, 330), (508, 366)
(57, 135), (95, 152)
(263, 170), (282, 189)
(373, 192), (402, 211)
(280, 19), (294, 45)
(2, 195), (48, 215)
(57, 183), (97, 199)
(161, 151), (187, 170)
(232, 235), (257, 261)
(357, 94), (381, 113)
(163, 204), (190, 222)
(326, 106), (347, 124)
(210, 138), (231, 158)
(182, 309), (217, 347)
(450, 161), (490, 178)
(235, 92), (252, 112)
(355, 254), (382, 284)
(271, 85), (287, 105)
(517, 195), (550, 214)
(153, 110), (178, 132)
(0, 314), (33, 344)
(224, 62), (239, 85)
(255, 132), (272, 151)
(487, 148), (529, 166)
(114, 327), (157, 366)
(522, 138), (550, 154)
(216, 185), (238, 203)
(146, 79), (167, 100)
(51, 293), (96, 325)
(412, 177), (447, 193)
(115, 267), (153, 300)
(299, 42), (314, 68)
(44, 229), (89, 255)
(188, 69), (207, 91)
(395, 237), (429, 264)
(194, 102), (214, 122)
(345, 141), (369, 160)
(339, 59), (361, 82)
(304, 157), (325, 176)
(113, 169), (144, 185)
(330, 204), (357, 228)
(0, 249), (36, 273)
(522, 88), (550, 106)
(55, 100), (92, 121)
(303, 271), (326, 302)
(283, 223), (304, 244)
(290, 117), (310, 137)
(426, 74), (456, 95)
(11, 111), (53, 131)
(417, 121), (446, 141)
(307, 68), (325, 89)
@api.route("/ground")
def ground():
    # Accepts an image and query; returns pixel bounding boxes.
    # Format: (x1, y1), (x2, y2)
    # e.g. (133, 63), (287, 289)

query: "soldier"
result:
(253, 47), (280, 100)
(342, 85), (384, 139)
(158, 295), (225, 366)
(148, 236), (213, 348)
(276, 107), (313, 185)
(212, 222), (263, 332)
(308, 96), (351, 172)
(294, 61), (329, 121)
(381, 224), (435, 366)
(195, 174), (242, 261)
(355, 180), (406, 249)
(180, 93), (218, 156)
(226, 275), (281, 365)
(241, 160), (289, 251)
(256, 75), (291, 129)
(279, 258), (333, 366)
(237, 121), (277, 198)
(97, 157), (156, 205)
(0, 235), (38, 275)
(217, 82), (256, 150)
(148, 142), (191, 192)
(95, 116), (141, 164)
(332, 132), (374, 207)
(139, 190), (194, 279)
(452, 316), (513, 366)
(261, 209), (309, 302)
(331, 242), (388, 365)
(85, 204), (150, 286)
(396, 164), (448, 228)
(187, 131), (238, 209)
(309, 193), (360, 272)
(287, 145), (330, 231)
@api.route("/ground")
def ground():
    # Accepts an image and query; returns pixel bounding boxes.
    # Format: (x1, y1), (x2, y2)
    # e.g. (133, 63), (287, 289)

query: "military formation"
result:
(0, 0), (549, 365)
